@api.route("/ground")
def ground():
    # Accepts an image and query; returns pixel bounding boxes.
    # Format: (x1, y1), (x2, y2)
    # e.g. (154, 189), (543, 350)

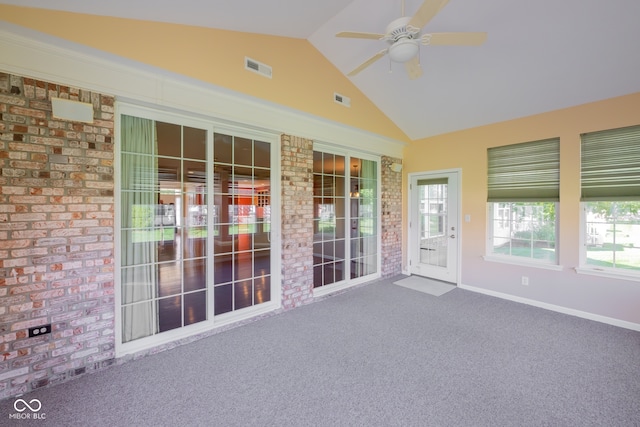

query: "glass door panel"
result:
(313, 152), (348, 288)
(212, 133), (272, 315)
(350, 158), (378, 279)
(120, 116), (210, 343)
(418, 179), (448, 268)
(313, 152), (378, 288)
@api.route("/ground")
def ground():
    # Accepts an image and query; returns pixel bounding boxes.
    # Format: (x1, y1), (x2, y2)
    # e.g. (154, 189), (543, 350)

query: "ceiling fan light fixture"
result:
(388, 38), (419, 63)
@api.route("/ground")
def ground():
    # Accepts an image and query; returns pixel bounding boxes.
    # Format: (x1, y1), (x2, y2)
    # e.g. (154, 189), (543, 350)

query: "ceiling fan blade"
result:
(347, 49), (388, 77)
(408, 0), (450, 31)
(404, 57), (423, 80)
(422, 32), (488, 46)
(336, 31), (386, 40)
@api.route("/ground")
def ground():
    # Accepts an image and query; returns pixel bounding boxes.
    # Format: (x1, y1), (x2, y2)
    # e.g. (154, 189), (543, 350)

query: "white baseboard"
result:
(458, 284), (640, 332)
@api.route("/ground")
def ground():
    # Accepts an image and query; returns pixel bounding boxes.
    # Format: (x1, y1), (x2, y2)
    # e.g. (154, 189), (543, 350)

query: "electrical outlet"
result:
(28, 324), (51, 338)
(521, 276), (529, 286)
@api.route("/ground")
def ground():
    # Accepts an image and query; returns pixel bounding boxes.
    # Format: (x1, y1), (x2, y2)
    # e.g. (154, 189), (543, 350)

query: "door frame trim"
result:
(407, 168), (462, 285)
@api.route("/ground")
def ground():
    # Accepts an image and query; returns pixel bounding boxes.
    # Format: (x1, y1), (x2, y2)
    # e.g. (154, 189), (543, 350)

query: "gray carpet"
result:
(2, 276), (639, 426)
(393, 275), (456, 296)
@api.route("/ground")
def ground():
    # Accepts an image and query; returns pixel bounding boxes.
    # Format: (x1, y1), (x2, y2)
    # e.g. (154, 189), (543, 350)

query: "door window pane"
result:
(214, 284), (233, 315)
(158, 295), (182, 333)
(156, 122), (181, 157)
(184, 291), (207, 326)
(183, 126), (206, 160)
(234, 280), (253, 310)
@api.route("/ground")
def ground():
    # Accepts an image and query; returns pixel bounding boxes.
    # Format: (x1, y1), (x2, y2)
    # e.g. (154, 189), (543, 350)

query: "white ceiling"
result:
(3, 0), (640, 140)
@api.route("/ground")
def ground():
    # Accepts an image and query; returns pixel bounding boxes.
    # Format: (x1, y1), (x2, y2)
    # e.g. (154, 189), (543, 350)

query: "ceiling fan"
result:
(337, 0), (487, 79)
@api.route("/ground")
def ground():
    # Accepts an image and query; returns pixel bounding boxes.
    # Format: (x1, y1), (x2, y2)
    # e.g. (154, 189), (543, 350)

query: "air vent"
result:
(245, 57), (272, 79)
(51, 98), (94, 123)
(334, 92), (351, 107)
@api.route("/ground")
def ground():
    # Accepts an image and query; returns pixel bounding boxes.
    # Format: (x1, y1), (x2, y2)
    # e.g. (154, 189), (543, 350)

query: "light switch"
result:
(464, 214), (471, 222)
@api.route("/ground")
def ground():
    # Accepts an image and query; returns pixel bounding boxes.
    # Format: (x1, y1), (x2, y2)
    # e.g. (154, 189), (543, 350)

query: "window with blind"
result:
(581, 124), (640, 273)
(487, 138), (559, 263)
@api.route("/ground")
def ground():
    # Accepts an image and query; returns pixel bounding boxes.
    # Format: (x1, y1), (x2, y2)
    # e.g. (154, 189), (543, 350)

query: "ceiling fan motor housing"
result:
(386, 17), (420, 62)
(386, 17), (419, 41)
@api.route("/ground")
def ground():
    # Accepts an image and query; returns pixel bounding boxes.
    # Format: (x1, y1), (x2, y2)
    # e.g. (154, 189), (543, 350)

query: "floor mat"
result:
(393, 275), (456, 296)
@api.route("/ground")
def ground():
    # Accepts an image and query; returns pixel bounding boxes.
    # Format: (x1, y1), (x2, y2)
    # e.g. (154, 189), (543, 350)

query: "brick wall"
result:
(280, 135), (314, 308)
(0, 72), (402, 401)
(0, 73), (115, 399)
(381, 156), (403, 277)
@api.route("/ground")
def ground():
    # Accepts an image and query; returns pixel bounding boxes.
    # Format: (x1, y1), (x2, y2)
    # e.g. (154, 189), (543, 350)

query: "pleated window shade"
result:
(487, 138), (560, 202)
(581, 124), (640, 201)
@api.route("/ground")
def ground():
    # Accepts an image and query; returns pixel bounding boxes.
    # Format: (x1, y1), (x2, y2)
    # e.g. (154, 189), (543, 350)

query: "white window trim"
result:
(483, 255), (564, 271)
(575, 266), (640, 282)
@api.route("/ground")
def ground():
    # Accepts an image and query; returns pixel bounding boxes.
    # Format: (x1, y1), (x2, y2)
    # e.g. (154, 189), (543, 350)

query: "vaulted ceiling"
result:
(2, 0), (640, 140)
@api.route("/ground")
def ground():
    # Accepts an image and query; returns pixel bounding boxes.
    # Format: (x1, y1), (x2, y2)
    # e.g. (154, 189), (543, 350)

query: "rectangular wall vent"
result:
(245, 57), (272, 79)
(51, 98), (94, 123)
(334, 92), (351, 107)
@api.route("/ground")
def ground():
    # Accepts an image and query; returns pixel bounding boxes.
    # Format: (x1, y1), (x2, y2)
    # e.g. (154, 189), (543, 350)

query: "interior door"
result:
(409, 171), (459, 283)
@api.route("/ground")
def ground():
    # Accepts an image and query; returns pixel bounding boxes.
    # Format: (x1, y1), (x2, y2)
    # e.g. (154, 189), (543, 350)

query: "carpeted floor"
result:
(2, 275), (639, 426)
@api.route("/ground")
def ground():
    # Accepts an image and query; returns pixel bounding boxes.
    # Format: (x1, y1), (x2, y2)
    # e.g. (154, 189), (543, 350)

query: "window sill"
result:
(483, 255), (564, 271)
(575, 266), (640, 283)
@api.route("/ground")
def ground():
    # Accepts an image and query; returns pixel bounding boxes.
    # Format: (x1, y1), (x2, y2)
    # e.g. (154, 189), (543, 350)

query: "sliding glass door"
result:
(312, 149), (379, 290)
(118, 109), (276, 350)
(121, 116), (210, 342)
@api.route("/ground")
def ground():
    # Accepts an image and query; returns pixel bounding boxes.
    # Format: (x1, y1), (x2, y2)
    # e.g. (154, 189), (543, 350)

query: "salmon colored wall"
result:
(0, 5), (409, 143)
(403, 92), (640, 326)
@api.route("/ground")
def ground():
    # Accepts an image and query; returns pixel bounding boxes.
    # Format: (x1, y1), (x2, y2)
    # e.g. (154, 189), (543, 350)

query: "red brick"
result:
(0, 239), (30, 249)
(9, 283), (47, 295)
(9, 195), (47, 204)
(9, 213), (46, 222)
(30, 289), (65, 301)
(10, 317), (50, 332)
(0, 186), (26, 195)
(9, 302), (33, 314)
